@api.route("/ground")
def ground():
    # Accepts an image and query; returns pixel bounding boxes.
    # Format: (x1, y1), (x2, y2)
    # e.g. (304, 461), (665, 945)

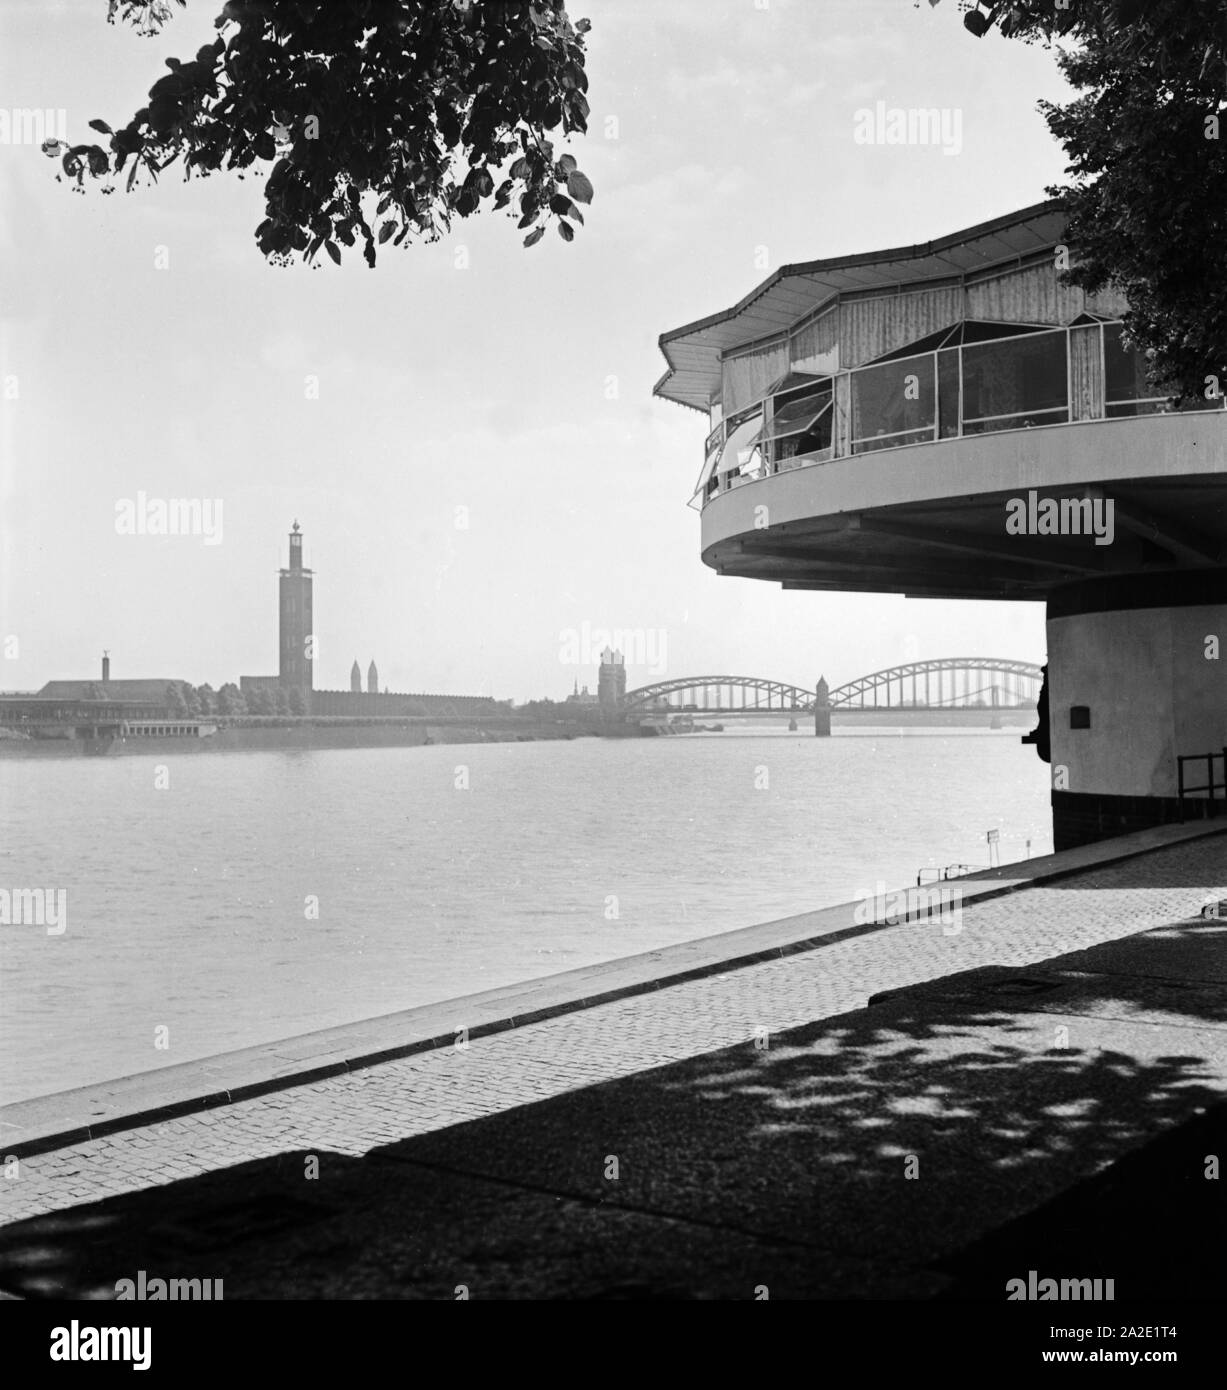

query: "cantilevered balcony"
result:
(691, 317), (1227, 601)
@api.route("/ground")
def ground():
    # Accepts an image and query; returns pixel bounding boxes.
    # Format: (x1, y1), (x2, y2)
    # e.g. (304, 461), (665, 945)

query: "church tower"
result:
(367, 659), (379, 694)
(350, 660), (362, 693)
(278, 521), (313, 691)
(598, 647), (626, 708)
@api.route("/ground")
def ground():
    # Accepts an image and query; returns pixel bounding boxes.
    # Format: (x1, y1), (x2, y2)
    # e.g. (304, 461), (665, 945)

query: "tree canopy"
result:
(930, 0), (1227, 402)
(46, 0), (594, 266)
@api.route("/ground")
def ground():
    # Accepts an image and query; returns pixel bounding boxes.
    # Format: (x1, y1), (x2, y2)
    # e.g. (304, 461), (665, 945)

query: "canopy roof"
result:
(654, 200), (1066, 413)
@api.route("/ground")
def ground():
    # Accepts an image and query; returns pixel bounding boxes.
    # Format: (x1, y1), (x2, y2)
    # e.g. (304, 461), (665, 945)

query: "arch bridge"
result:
(623, 658), (1042, 714)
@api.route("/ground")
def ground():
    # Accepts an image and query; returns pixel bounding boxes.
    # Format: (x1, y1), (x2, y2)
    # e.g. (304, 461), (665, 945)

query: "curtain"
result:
(1069, 323), (1102, 421)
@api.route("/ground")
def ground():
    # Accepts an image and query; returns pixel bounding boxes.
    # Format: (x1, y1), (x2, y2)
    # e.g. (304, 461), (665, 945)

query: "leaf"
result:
(88, 119), (113, 135)
(509, 156), (530, 180)
(378, 220), (396, 243)
(557, 153), (577, 174)
(566, 169), (594, 204)
(557, 219), (573, 242)
(523, 225), (545, 247)
(325, 240), (341, 264)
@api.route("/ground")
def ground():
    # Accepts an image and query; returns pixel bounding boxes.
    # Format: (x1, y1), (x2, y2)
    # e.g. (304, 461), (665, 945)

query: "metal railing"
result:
(697, 318), (1227, 508)
(1177, 747), (1227, 821)
(916, 830), (1001, 884)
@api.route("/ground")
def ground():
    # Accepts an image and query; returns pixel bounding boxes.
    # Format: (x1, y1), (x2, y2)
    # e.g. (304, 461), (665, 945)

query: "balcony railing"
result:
(1177, 748), (1226, 821)
(693, 320), (1226, 509)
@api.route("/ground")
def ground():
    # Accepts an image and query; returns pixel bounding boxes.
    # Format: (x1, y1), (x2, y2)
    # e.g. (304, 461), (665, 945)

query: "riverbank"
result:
(0, 717), (608, 757)
(0, 820), (1223, 1301)
(2, 818), (1219, 1157)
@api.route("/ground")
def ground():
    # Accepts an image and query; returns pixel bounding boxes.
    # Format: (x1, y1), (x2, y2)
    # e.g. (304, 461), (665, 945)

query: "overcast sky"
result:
(0, 0), (1074, 701)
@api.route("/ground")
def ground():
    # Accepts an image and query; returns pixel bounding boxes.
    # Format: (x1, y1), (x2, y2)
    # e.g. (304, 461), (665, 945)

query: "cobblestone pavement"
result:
(3, 837), (1224, 1226)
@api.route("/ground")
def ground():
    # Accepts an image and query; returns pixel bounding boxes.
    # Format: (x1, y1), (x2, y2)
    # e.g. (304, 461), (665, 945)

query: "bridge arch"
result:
(623, 659), (1042, 713)
(623, 675), (815, 712)
(828, 658), (1042, 709)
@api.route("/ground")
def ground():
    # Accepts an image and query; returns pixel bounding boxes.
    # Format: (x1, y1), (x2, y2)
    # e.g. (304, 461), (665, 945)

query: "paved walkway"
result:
(2, 831), (1223, 1232)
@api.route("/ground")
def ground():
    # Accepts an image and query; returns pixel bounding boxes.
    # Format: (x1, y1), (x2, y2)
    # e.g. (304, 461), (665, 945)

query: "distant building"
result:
(243, 523), (312, 698)
(598, 647), (627, 708)
(279, 521), (313, 691)
(37, 654), (187, 706)
(239, 675), (281, 700)
(34, 521), (508, 724)
(38, 677), (186, 704)
(566, 679), (599, 706)
(310, 688), (506, 718)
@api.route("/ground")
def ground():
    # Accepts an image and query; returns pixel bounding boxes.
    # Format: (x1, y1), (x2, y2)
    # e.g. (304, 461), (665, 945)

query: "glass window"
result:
(1103, 323), (1169, 416)
(937, 348), (960, 439)
(851, 354), (935, 453)
(961, 330), (1068, 433)
(702, 410), (764, 498)
(693, 424), (725, 499)
(770, 386), (830, 438)
(777, 403), (833, 464)
(767, 382), (834, 464)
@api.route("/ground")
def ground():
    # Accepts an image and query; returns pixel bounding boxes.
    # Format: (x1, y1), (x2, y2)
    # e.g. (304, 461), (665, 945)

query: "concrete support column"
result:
(814, 676), (831, 737)
(1045, 570), (1227, 849)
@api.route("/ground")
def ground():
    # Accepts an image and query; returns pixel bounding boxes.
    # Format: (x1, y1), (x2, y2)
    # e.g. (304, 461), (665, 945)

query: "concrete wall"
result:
(1048, 603), (1227, 798)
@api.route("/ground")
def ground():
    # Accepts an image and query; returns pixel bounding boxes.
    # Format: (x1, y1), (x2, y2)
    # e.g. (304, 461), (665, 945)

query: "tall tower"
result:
(367, 659), (379, 694)
(278, 521), (314, 691)
(598, 647), (626, 708)
(350, 660), (362, 693)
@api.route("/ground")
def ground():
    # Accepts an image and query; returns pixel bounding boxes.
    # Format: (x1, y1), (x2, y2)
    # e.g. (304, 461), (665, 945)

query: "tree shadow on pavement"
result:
(0, 916), (1224, 1298)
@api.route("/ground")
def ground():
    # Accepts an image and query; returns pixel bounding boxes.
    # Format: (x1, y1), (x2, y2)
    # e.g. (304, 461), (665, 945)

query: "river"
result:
(0, 729), (1051, 1104)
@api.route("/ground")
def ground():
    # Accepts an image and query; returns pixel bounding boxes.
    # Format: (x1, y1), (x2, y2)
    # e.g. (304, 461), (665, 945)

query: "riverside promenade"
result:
(1, 821), (1225, 1299)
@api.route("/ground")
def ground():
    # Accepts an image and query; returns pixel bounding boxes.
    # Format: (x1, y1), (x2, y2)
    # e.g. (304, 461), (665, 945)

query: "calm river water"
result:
(0, 729), (1051, 1103)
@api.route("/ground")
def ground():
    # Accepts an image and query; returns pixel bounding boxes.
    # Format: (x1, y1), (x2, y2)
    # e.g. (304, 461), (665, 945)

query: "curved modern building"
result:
(655, 202), (1227, 849)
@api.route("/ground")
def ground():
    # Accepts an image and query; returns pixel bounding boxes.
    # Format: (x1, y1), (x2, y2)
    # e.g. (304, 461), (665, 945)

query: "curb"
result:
(3, 819), (1224, 1160)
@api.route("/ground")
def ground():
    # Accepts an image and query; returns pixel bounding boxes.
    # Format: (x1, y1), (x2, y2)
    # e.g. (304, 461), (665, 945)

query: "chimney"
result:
(102, 651), (111, 683)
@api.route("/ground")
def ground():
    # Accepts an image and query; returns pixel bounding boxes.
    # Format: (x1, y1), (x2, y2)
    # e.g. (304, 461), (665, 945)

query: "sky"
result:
(0, 0), (1076, 701)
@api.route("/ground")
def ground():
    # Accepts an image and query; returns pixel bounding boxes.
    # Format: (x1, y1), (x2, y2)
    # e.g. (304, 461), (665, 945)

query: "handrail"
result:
(1177, 747), (1227, 821)
(700, 316), (1227, 508)
(916, 863), (981, 885)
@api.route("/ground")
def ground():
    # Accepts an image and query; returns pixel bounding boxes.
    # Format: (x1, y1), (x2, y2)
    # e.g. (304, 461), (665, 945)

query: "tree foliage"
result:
(215, 681), (245, 715)
(929, 1), (1227, 402)
(47, 0), (594, 266)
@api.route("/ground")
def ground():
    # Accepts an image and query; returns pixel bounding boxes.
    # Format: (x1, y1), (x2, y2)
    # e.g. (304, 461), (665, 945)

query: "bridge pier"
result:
(814, 676), (831, 737)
